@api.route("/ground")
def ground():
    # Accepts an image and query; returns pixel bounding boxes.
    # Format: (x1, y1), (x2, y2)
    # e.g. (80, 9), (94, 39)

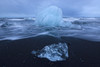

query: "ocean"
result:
(0, 17), (100, 67)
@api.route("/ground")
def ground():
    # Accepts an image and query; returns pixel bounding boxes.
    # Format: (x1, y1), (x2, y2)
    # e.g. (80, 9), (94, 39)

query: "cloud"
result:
(0, 0), (100, 17)
(81, 0), (100, 17)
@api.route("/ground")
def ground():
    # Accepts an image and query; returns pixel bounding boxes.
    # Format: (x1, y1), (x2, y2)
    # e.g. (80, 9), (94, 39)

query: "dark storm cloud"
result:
(0, 0), (100, 17)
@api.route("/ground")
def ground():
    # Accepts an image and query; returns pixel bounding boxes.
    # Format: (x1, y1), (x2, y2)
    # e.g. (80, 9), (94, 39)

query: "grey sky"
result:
(0, 0), (100, 17)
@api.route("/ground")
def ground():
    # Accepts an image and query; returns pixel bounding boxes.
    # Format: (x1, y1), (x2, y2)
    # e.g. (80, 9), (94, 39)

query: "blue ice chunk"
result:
(32, 43), (69, 62)
(35, 6), (63, 27)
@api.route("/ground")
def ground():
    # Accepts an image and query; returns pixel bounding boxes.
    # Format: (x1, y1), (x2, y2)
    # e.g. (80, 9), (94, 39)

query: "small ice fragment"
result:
(32, 43), (69, 62)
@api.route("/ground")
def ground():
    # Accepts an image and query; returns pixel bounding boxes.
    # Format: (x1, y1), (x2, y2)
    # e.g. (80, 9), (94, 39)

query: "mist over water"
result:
(0, 6), (100, 42)
(0, 0), (100, 66)
(0, 17), (100, 41)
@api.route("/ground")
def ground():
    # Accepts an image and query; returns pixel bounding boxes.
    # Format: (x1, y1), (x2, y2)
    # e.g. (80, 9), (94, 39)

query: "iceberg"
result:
(32, 43), (69, 62)
(35, 6), (63, 27)
(35, 6), (80, 28)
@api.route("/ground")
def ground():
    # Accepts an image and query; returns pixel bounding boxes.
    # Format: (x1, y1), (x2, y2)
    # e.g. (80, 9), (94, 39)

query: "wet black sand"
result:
(0, 35), (100, 67)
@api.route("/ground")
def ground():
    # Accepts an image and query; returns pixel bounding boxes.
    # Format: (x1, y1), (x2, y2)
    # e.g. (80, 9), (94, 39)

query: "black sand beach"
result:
(0, 35), (100, 67)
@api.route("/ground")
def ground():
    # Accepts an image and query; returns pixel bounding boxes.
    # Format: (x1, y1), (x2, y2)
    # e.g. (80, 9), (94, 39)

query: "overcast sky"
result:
(0, 0), (100, 17)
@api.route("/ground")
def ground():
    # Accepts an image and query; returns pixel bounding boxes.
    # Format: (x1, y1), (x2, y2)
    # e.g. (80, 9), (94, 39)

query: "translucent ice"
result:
(32, 43), (69, 62)
(35, 6), (63, 27)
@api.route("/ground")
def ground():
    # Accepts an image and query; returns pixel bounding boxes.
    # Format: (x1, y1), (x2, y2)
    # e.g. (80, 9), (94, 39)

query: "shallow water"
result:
(0, 17), (100, 41)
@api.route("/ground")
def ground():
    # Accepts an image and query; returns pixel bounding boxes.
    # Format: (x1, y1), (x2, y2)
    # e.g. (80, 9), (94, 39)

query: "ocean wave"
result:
(0, 17), (100, 41)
